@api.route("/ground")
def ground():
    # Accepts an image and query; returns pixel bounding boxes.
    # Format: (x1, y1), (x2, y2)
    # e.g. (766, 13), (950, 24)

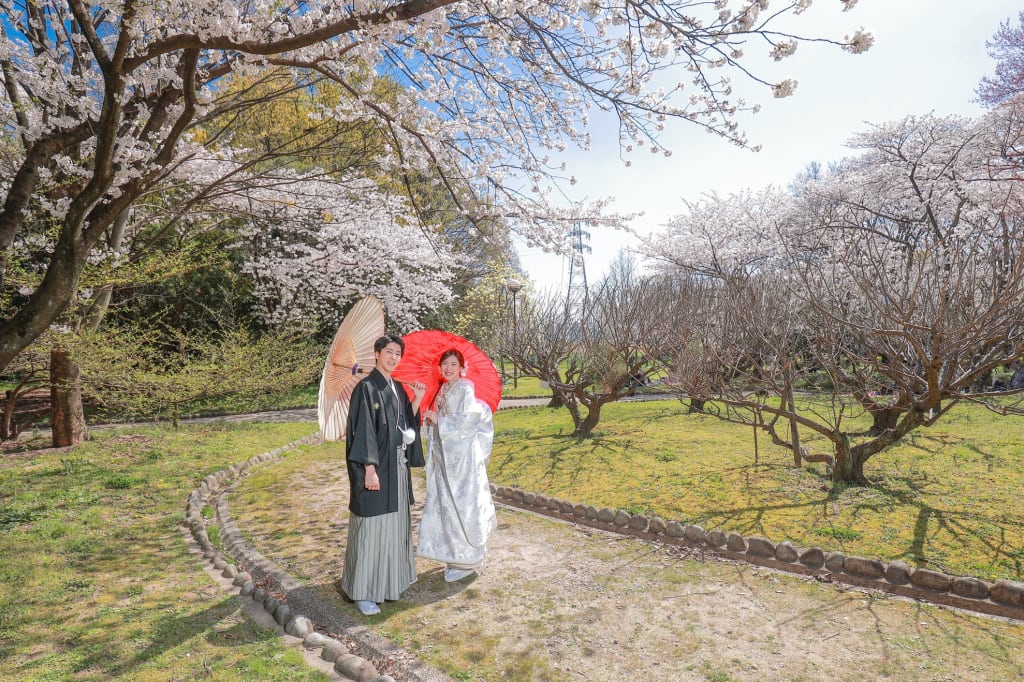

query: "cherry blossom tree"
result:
(233, 170), (455, 330)
(646, 107), (1024, 484)
(643, 188), (820, 466)
(0, 0), (873, 375)
(978, 10), (1024, 108)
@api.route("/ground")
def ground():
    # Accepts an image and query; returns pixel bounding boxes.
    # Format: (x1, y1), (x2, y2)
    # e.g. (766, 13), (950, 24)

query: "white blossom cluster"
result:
(0, 0), (873, 243)
(645, 186), (791, 277)
(172, 156), (456, 329)
(0, 0), (874, 369)
(644, 105), (1024, 394)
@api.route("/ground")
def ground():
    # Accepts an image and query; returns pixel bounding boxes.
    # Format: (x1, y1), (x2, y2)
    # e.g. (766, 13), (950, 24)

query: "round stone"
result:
(287, 615), (314, 638)
(951, 577), (990, 600)
(628, 515), (650, 532)
(990, 579), (1024, 607)
(884, 561), (913, 585)
(683, 525), (706, 544)
(911, 569), (952, 592)
(823, 552), (846, 573)
(798, 547), (825, 569)
(320, 639), (347, 662)
(304, 632), (330, 649)
(843, 556), (885, 579)
(745, 536), (775, 558)
(725, 533), (748, 552)
(774, 541), (799, 563)
(706, 529), (727, 548)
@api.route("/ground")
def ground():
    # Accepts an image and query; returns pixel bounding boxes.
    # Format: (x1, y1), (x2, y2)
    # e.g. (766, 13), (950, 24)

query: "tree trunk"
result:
(1, 390), (14, 440)
(574, 401), (603, 439)
(687, 398), (706, 414)
(51, 347), (87, 446)
(787, 384), (802, 467)
(557, 390), (583, 434)
(0, 213), (92, 374)
(82, 210), (130, 332)
(868, 406), (901, 437)
(831, 433), (869, 485)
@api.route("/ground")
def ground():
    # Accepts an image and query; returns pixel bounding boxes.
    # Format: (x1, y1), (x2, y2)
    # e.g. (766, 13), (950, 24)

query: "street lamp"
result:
(506, 278), (522, 389)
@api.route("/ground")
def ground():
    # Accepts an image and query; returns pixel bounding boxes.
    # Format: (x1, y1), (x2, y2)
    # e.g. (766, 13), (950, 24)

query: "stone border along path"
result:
(183, 430), (1024, 681)
(491, 487), (1024, 621)
(183, 434), (450, 682)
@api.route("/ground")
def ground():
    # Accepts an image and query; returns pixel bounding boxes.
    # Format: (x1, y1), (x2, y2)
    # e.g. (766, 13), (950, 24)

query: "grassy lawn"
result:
(229, 435), (1024, 682)
(490, 399), (1024, 582)
(499, 374), (548, 399)
(0, 421), (324, 682)
(2, 397), (1023, 680)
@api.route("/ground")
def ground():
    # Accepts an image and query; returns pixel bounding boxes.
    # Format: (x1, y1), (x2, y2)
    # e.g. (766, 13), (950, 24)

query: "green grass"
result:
(499, 374), (548, 398)
(0, 421), (325, 681)
(229, 441), (1024, 682)
(3, 396), (1024, 681)
(497, 373), (671, 400)
(490, 399), (1024, 581)
(182, 383), (320, 417)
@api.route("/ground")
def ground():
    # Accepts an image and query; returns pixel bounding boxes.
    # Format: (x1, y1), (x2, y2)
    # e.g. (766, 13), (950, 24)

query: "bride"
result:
(416, 349), (497, 582)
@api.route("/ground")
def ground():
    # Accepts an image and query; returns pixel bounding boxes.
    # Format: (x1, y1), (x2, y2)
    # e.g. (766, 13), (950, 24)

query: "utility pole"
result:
(566, 221), (591, 314)
(506, 278), (522, 389)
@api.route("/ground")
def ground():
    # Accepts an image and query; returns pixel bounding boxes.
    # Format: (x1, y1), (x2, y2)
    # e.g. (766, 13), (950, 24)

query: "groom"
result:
(340, 334), (425, 616)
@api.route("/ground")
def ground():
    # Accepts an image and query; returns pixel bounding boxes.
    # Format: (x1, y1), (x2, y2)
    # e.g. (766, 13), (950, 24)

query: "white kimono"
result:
(416, 378), (497, 568)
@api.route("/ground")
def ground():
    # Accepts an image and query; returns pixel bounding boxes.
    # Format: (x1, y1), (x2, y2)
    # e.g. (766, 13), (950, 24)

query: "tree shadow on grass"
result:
(692, 466), (1022, 580)
(491, 432), (626, 490)
(78, 596), (267, 677)
(870, 475), (1024, 577)
(537, 434), (627, 488)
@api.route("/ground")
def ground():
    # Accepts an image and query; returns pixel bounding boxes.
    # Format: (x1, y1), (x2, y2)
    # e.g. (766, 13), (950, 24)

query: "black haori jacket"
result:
(345, 368), (424, 517)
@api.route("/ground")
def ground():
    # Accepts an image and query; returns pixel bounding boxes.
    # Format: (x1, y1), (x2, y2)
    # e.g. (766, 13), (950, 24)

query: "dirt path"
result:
(228, 442), (1024, 682)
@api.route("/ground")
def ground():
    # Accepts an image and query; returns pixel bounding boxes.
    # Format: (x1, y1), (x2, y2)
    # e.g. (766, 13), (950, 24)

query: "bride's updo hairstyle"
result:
(439, 348), (465, 369)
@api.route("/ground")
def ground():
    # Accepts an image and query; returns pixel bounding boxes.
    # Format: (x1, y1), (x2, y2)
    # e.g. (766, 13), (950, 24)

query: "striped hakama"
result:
(341, 451), (417, 603)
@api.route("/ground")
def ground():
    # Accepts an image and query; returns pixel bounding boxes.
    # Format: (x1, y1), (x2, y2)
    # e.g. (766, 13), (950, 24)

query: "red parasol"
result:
(317, 296), (386, 441)
(392, 330), (502, 415)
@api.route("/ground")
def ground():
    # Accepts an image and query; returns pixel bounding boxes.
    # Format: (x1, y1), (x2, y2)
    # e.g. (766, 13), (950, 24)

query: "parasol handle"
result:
(330, 362), (371, 375)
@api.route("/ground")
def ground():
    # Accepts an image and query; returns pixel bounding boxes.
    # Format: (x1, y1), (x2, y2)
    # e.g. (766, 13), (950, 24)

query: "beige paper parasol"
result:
(317, 296), (386, 441)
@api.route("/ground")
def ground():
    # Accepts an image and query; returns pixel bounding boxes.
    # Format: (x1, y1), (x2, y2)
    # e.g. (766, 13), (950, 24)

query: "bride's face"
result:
(439, 355), (462, 382)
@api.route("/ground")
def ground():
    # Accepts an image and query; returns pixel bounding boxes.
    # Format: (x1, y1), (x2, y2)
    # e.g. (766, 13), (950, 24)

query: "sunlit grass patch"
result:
(490, 399), (1024, 581)
(0, 421), (324, 681)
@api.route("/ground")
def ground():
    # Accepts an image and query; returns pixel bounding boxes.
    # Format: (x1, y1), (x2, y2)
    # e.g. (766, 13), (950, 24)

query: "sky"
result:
(516, 0), (1022, 293)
